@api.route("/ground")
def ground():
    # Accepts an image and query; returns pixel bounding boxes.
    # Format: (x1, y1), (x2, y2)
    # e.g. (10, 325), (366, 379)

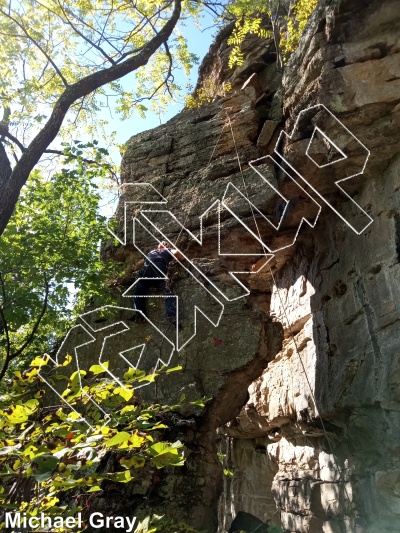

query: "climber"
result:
(133, 241), (184, 324)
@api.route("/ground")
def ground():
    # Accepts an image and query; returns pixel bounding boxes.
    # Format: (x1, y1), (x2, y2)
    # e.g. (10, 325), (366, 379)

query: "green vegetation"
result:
(0, 1), (320, 530)
(186, 0), (319, 107)
(0, 0), (318, 235)
(0, 355), (200, 531)
(0, 0), (195, 236)
(185, 80), (232, 109)
(227, 0), (319, 69)
(0, 0), (320, 379)
(0, 142), (120, 379)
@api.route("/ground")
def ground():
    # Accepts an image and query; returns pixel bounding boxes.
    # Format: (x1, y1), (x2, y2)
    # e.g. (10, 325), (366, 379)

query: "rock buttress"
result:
(219, 0), (400, 532)
(104, 0), (400, 530)
(101, 26), (286, 532)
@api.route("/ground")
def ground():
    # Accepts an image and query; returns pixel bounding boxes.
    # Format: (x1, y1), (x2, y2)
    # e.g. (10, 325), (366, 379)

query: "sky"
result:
(102, 16), (218, 157)
(96, 14), (219, 217)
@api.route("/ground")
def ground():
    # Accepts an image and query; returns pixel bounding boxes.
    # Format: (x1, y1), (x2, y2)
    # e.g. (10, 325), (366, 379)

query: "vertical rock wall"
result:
(103, 30), (286, 532)
(105, 0), (400, 530)
(219, 0), (400, 531)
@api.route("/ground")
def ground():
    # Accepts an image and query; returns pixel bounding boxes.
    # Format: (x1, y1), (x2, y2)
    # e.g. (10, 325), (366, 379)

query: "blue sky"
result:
(102, 16), (218, 152)
(97, 14), (219, 216)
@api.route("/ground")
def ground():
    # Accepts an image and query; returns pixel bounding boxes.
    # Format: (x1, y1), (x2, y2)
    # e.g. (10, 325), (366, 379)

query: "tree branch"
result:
(133, 5), (175, 98)
(63, 5), (122, 56)
(0, 280), (50, 382)
(0, 139), (12, 184)
(163, 42), (174, 97)
(43, 149), (120, 182)
(0, 133), (105, 167)
(43, 148), (96, 164)
(52, 0), (117, 66)
(0, 0), (182, 237)
(0, 127), (26, 153)
(115, 4), (170, 63)
(0, 8), (69, 87)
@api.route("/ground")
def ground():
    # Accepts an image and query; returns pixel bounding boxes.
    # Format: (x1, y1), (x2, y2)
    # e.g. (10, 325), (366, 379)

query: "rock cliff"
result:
(103, 0), (400, 531)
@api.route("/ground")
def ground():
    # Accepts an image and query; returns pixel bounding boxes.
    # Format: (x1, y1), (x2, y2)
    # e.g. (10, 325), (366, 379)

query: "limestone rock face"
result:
(104, 0), (400, 531)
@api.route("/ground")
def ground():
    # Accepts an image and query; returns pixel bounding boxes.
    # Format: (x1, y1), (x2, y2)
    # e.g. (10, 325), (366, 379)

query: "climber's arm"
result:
(135, 258), (145, 270)
(170, 249), (184, 261)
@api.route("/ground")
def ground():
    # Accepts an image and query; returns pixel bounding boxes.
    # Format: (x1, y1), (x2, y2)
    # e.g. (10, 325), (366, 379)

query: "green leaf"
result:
(32, 454), (59, 481)
(148, 441), (185, 468)
(166, 365), (183, 373)
(104, 431), (131, 448)
(6, 405), (32, 424)
(87, 485), (102, 492)
(24, 399), (39, 409)
(113, 470), (133, 483)
(89, 362), (109, 375)
(30, 355), (49, 368)
(125, 432), (146, 449)
(114, 387), (133, 401)
(124, 368), (146, 381)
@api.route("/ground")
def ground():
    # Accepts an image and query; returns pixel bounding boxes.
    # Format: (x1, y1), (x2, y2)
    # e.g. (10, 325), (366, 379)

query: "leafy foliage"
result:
(185, 80), (232, 108)
(226, 0), (319, 68)
(185, 0), (318, 109)
(280, 0), (319, 58)
(0, 3), (317, 532)
(0, 355), (190, 531)
(217, 451), (233, 478)
(0, 144), (121, 378)
(227, 10), (273, 68)
(0, 0), (197, 238)
(0, 0), (200, 136)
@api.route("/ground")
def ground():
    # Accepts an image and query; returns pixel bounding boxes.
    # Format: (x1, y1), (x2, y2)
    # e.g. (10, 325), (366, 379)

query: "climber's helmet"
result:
(157, 241), (169, 250)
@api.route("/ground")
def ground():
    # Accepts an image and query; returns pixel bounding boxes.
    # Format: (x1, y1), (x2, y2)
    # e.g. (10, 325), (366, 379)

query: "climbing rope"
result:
(175, 113), (229, 249)
(227, 110), (354, 530)
(226, 113), (270, 256)
(152, 104), (354, 526)
(152, 113), (230, 372)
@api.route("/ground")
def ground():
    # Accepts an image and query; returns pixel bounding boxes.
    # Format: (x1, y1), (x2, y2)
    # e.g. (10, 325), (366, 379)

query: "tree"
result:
(0, 0), (192, 237)
(0, 0), (320, 375)
(0, 145), (120, 380)
(0, 0), (318, 238)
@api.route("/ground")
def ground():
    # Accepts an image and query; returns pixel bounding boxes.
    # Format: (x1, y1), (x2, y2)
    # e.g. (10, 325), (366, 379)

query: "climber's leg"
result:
(161, 281), (176, 320)
(133, 279), (149, 321)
